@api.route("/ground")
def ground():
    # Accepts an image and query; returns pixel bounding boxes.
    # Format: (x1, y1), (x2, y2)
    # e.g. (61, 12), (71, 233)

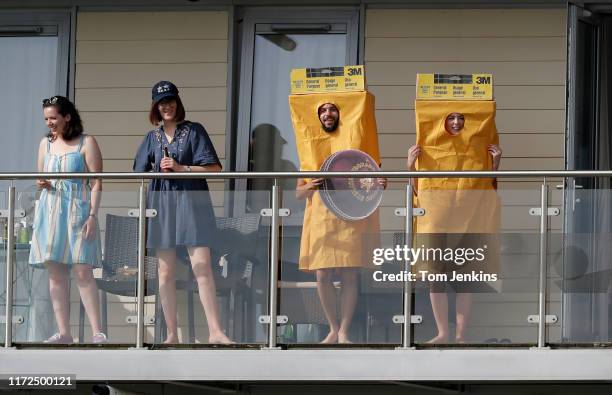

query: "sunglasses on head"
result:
(42, 96), (59, 106)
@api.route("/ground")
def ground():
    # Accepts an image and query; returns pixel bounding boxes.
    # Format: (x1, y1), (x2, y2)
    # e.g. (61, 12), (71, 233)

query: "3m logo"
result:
(347, 67), (362, 76)
(476, 76), (491, 84)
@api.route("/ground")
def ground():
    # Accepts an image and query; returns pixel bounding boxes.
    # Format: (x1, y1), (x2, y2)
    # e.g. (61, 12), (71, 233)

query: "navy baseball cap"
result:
(152, 81), (179, 103)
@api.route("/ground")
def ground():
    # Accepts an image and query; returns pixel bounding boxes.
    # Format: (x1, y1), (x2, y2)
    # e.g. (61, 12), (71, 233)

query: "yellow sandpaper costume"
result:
(289, 91), (381, 271)
(415, 100), (500, 234)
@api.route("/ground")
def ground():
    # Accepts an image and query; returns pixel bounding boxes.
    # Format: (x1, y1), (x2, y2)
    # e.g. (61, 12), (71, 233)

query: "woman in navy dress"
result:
(134, 81), (231, 344)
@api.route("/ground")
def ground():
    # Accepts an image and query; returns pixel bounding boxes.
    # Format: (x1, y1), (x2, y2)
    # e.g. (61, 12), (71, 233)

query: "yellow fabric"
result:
(413, 100), (501, 278)
(289, 91), (380, 171)
(289, 91), (381, 271)
(414, 100), (500, 234)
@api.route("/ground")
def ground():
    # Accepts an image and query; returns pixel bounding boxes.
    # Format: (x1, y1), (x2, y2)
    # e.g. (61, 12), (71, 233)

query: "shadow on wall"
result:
(248, 123), (301, 214)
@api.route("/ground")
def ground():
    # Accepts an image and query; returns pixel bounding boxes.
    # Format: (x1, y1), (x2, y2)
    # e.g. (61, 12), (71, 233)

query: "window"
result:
(234, 8), (359, 213)
(0, 11), (70, 191)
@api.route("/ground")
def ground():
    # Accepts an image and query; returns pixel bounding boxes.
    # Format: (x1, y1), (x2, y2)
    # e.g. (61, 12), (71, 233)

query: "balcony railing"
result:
(2, 170), (612, 351)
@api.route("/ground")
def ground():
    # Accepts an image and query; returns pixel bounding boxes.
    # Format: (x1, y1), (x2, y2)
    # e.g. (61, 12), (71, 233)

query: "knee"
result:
(157, 264), (176, 283)
(73, 267), (94, 285)
(316, 269), (333, 283)
(48, 274), (65, 288)
(192, 260), (213, 281)
(47, 265), (68, 285)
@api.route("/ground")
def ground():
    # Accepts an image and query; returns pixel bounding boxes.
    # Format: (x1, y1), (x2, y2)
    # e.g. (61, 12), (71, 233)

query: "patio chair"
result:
(93, 214), (161, 343)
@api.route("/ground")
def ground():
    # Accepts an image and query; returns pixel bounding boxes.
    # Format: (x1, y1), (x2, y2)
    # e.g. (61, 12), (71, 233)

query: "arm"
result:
(406, 144), (421, 195)
(375, 161), (388, 189)
(36, 138), (51, 190)
(133, 133), (154, 172)
(488, 144), (502, 171)
(174, 163), (222, 172)
(164, 122), (222, 172)
(488, 144), (502, 189)
(83, 135), (103, 240)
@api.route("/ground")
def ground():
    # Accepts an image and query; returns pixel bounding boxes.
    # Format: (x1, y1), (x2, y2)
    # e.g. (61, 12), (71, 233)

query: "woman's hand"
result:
(406, 145), (421, 170)
(488, 144), (502, 171)
(160, 157), (182, 172)
(81, 216), (96, 240)
(36, 179), (51, 190)
(377, 178), (388, 189)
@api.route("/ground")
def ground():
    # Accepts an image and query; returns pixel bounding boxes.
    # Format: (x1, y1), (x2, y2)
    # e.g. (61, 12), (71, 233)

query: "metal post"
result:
(4, 186), (15, 348)
(135, 181), (146, 348)
(398, 184), (415, 349)
(265, 182), (281, 349)
(537, 179), (549, 348)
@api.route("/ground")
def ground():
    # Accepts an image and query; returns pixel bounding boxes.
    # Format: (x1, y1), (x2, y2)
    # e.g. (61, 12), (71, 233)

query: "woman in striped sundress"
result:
(29, 96), (107, 344)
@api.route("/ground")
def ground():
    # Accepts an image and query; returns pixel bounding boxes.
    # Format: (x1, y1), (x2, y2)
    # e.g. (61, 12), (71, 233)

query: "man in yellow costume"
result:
(407, 100), (502, 344)
(290, 92), (384, 344)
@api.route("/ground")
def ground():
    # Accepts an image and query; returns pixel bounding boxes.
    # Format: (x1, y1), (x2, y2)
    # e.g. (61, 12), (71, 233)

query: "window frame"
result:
(0, 10), (71, 98)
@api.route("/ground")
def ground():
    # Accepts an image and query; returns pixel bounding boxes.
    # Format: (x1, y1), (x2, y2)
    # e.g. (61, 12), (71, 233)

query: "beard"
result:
(321, 118), (339, 133)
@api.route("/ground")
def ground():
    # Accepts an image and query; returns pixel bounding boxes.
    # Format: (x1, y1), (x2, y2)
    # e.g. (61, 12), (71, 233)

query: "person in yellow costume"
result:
(291, 94), (385, 344)
(407, 102), (502, 344)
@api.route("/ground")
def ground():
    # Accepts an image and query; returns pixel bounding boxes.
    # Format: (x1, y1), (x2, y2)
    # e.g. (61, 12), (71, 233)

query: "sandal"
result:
(44, 333), (73, 344)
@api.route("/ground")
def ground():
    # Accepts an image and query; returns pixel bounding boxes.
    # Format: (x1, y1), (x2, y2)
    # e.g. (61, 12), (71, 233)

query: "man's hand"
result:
(296, 178), (324, 200)
(300, 178), (324, 191)
(406, 145), (421, 170)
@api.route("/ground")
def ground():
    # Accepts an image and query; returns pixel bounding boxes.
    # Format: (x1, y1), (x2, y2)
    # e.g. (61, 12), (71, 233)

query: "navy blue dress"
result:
(133, 121), (220, 250)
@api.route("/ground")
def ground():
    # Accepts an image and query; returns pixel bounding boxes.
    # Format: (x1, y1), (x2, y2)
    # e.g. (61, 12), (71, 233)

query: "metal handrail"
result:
(0, 170), (611, 179)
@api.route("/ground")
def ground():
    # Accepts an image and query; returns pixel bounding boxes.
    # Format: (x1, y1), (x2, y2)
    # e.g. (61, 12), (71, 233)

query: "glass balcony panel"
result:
(0, 190), (6, 343)
(12, 185), (141, 345)
(94, 189), (141, 346)
(147, 188), (270, 346)
(279, 177), (403, 345)
(413, 186), (542, 346)
(549, 187), (612, 344)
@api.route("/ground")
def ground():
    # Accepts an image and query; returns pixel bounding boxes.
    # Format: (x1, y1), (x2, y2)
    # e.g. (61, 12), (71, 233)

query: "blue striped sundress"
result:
(28, 135), (102, 268)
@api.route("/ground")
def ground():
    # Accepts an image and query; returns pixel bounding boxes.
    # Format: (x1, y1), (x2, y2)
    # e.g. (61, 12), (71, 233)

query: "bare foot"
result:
(338, 333), (352, 344)
(163, 335), (178, 344)
(455, 336), (466, 344)
(426, 334), (449, 344)
(209, 331), (234, 344)
(320, 331), (338, 344)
